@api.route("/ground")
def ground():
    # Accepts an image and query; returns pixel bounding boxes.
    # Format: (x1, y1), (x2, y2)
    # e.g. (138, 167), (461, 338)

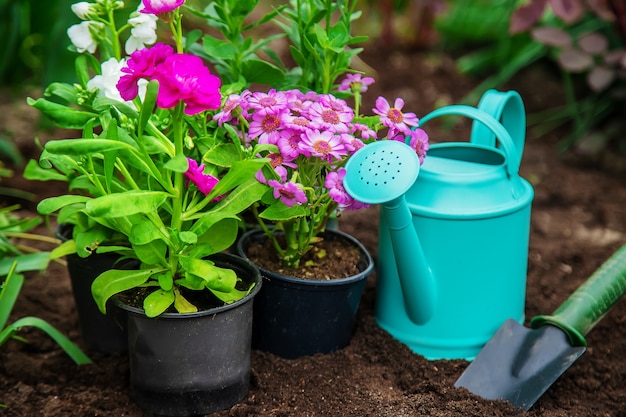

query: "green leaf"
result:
(91, 268), (159, 314)
(132, 240), (167, 265)
(178, 231), (197, 245)
(173, 289), (198, 314)
(164, 152), (189, 173)
(203, 143), (240, 167)
(0, 263), (22, 330)
(213, 178), (268, 215)
(143, 289), (175, 318)
(209, 285), (250, 304)
(37, 195), (90, 215)
(0, 317), (91, 365)
(206, 159), (268, 200)
(85, 191), (169, 218)
(202, 35), (238, 60)
(188, 218), (238, 258)
(129, 218), (166, 246)
(260, 202), (307, 221)
(75, 225), (112, 258)
(27, 97), (97, 129)
(178, 257), (237, 293)
(185, 28), (203, 51)
(241, 59), (286, 86)
(157, 271), (173, 291)
(23, 159), (68, 182)
(138, 80), (159, 134)
(50, 239), (77, 260)
(44, 82), (78, 104)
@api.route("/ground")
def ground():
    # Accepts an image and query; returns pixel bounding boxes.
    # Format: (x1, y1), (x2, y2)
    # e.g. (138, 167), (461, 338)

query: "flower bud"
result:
(71, 2), (94, 20)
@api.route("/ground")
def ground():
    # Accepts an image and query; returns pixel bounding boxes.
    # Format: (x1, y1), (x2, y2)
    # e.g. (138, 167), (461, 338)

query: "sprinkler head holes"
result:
(344, 140), (419, 205)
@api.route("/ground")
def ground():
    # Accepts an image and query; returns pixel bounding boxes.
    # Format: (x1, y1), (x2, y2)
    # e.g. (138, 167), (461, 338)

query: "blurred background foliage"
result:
(1, 0), (626, 159)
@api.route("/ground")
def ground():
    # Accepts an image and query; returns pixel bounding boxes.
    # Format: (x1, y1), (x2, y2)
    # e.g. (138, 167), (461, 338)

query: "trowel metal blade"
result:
(454, 319), (586, 411)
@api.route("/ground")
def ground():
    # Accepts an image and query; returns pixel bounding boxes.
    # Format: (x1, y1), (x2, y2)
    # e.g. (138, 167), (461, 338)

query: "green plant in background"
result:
(435, 0), (548, 105)
(0, 0), (80, 86)
(191, 0), (367, 93)
(510, 0), (626, 151)
(0, 169), (91, 383)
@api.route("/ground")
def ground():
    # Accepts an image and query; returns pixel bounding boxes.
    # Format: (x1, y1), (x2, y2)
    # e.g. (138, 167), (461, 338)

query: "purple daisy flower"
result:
(300, 129), (347, 163)
(268, 180), (307, 207)
(372, 96), (419, 135)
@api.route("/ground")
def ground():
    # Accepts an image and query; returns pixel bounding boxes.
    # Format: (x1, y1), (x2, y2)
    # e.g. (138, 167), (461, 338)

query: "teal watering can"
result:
(344, 90), (534, 360)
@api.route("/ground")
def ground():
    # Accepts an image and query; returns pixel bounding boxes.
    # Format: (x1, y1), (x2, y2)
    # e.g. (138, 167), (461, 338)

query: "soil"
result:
(2, 42), (626, 417)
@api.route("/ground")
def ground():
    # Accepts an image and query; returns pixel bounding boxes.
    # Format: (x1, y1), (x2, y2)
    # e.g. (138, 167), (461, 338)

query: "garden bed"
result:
(1, 45), (625, 416)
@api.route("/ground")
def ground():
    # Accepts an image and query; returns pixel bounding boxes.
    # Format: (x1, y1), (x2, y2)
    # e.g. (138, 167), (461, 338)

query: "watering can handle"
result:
(469, 89), (526, 160)
(420, 105), (522, 181)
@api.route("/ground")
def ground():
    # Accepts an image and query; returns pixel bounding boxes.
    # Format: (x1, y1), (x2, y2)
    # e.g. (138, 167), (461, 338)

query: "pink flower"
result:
(185, 158), (220, 196)
(247, 89), (288, 116)
(248, 111), (285, 145)
(341, 133), (365, 153)
(117, 43), (174, 101)
(351, 123), (377, 140)
(140, 0), (185, 15)
(213, 91), (250, 126)
(308, 98), (353, 134)
(268, 180), (307, 207)
(408, 128), (429, 165)
(277, 130), (304, 159)
(255, 152), (296, 184)
(300, 129), (347, 163)
(337, 73), (375, 93)
(373, 96), (419, 135)
(325, 168), (369, 210)
(153, 53), (222, 114)
(325, 168), (350, 204)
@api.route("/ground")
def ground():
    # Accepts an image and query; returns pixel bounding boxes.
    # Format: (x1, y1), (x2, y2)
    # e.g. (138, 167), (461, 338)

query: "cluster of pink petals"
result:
(213, 82), (427, 211)
(337, 73), (375, 93)
(184, 158), (221, 198)
(140, 0), (185, 15)
(117, 43), (221, 115)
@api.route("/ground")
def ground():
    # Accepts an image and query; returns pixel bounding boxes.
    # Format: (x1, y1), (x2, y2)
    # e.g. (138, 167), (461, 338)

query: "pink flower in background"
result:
(117, 43), (174, 100)
(268, 180), (307, 207)
(140, 0), (184, 15)
(373, 96), (419, 135)
(185, 159), (220, 196)
(153, 54), (222, 114)
(337, 73), (375, 93)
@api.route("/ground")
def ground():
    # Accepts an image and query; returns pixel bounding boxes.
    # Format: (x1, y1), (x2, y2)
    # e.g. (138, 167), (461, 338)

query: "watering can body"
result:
(375, 90), (534, 360)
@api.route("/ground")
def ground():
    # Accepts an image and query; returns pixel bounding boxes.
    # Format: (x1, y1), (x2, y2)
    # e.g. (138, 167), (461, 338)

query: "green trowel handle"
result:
(530, 244), (626, 347)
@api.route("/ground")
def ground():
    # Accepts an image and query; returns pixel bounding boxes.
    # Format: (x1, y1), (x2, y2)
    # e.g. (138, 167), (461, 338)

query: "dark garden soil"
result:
(2, 43), (626, 417)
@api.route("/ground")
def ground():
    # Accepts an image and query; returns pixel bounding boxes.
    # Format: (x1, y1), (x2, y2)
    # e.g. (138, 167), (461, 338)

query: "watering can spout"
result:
(383, 196), (437, 325)
(342, 139), (438, 326)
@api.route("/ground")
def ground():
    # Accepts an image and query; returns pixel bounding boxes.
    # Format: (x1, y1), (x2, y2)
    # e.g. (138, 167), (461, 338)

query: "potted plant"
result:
(193, 0), (430, 358)
(26, 0), (269, 415)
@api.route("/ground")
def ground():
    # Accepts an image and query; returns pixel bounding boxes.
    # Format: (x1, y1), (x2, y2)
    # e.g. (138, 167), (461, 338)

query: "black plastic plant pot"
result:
(113, 253), (262, 417)
(236, 228), (374, 359)
(56, 224), (128, 355)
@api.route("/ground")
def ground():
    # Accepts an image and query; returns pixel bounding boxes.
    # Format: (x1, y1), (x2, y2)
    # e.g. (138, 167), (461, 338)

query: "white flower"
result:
(87, 58), (146, 108)
(70, 2), (93, 20)
(87, 58), (127, 103)
(67, 21), (103, 54)
(124, 12), (158, 54)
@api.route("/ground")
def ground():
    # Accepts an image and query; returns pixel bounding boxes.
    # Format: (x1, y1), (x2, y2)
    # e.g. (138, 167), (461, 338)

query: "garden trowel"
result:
(454, 244), (626, 411)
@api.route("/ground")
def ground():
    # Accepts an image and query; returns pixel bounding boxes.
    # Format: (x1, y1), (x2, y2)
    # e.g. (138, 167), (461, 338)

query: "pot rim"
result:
(112, 253), (262, 319)
(237, 228), (374, 286)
